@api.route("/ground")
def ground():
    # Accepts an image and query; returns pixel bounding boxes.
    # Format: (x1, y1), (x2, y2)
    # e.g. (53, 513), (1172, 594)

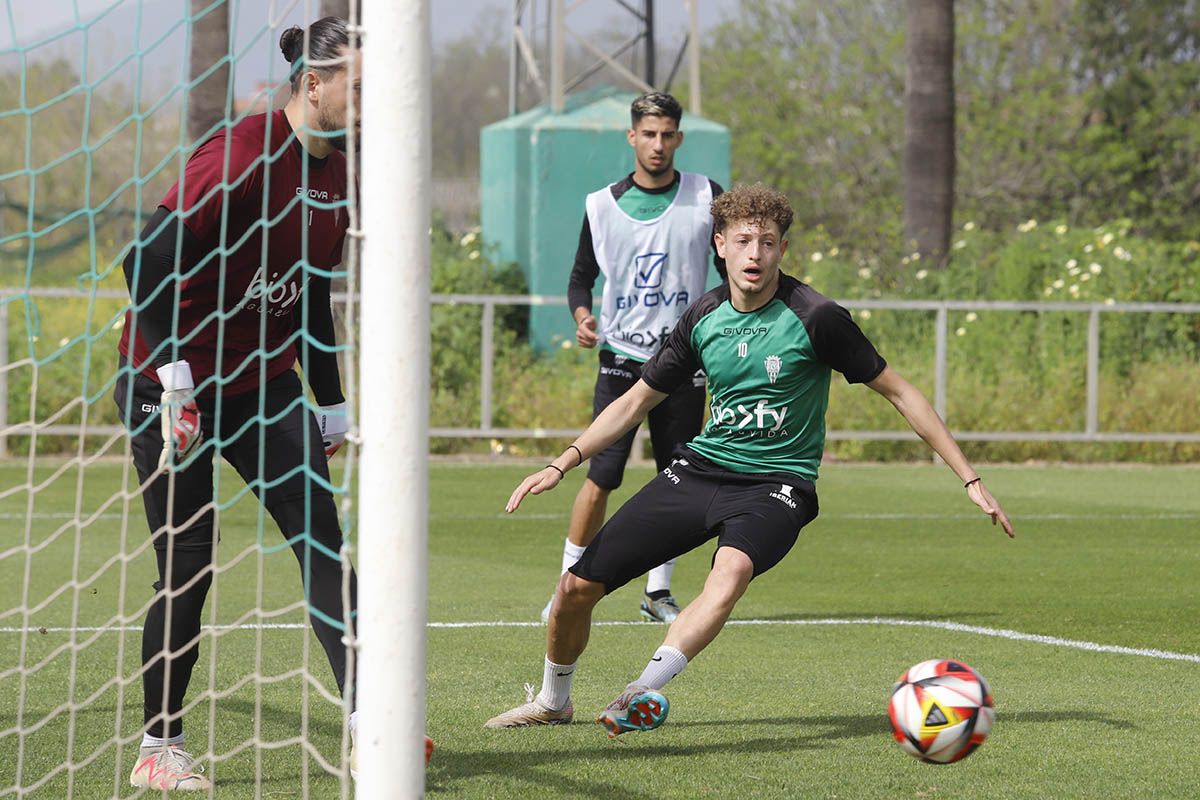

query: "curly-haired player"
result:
(487, 183), (1014, 736)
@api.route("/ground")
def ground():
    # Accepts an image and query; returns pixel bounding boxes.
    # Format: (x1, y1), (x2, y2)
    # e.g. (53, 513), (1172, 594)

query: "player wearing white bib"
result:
(542, 92), (725, 624)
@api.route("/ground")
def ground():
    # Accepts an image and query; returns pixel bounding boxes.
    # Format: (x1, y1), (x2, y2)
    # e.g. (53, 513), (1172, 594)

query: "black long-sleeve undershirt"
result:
(121, 206), (344, 405)
(122, 206), (196, 369)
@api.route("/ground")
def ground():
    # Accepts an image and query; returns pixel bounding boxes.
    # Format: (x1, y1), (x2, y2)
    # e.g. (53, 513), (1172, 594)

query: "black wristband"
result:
(964, 477), (982, 489)
(546, 464), (565, 479)
(567, 444), (583, 466)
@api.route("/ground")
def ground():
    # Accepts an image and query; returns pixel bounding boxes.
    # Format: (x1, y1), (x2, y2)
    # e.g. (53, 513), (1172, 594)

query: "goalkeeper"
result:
(114, 17), (359, 791)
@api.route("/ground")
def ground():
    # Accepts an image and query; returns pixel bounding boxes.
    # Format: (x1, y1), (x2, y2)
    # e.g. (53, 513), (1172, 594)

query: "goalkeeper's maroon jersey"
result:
(119, 109), (348, 397)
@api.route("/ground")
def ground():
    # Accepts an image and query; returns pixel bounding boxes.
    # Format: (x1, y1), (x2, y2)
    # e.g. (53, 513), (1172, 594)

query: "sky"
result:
(2, 0), (739, 96)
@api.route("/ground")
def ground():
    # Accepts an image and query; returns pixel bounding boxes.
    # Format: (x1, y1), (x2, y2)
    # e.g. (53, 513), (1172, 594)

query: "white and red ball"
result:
(888, 659), (994, 764)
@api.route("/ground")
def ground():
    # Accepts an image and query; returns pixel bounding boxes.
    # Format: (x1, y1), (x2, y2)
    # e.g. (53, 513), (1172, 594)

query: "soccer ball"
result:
(887, 659), (994, 764)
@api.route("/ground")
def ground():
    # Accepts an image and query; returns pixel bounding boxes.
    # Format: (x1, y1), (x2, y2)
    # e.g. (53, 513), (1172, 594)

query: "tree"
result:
(320, 0), (356, 20)
(187, 0), (231, 144)
(903, 0), (955, 266)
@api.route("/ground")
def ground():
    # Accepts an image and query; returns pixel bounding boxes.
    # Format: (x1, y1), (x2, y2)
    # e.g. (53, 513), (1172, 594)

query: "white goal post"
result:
(356, 0), (432, 798)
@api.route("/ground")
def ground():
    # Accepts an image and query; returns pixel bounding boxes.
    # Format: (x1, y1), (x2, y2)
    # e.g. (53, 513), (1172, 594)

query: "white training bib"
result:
(585, 172), (715, 362)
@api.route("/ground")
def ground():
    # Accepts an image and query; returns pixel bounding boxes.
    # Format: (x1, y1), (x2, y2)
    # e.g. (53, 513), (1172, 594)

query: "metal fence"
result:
(2, 288), (1199, 457)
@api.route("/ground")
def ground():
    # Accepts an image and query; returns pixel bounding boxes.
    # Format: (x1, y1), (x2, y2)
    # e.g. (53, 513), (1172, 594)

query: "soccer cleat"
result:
(540, 595), (554, 624)
(129, 745), (211, 791)
(596, 685), (669, 738)
(640, 593), (681, 623)
(485, 684), (573, 728)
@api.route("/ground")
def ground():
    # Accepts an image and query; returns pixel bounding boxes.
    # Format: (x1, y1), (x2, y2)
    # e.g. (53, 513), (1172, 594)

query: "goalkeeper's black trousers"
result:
(114, 362), (357, 739)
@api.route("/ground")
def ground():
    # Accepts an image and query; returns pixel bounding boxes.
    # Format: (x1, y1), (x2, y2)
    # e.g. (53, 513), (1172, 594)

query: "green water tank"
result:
(480, 86), (731, 351)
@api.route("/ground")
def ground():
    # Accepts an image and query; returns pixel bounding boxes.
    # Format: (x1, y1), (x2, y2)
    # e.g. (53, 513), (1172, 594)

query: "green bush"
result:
(788, 218), (1200, 462)
(6, 219), (1198, 462)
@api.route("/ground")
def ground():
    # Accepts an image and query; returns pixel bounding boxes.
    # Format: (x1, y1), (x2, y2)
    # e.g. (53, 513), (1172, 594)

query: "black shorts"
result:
(113, 361), (333, 553)
(587, 348), (706, 490)
(570, 447), (819, 592)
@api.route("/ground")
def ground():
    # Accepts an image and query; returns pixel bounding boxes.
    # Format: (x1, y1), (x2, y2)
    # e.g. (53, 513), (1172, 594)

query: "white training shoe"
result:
(129, 745), (211, 791)
(540, 595), (554, 624)
(485, 684), (573, 728)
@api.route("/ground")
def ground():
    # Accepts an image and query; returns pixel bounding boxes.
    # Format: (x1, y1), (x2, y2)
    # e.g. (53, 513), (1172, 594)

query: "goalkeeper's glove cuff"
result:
(156, 360), (195, 392)
(317, 402), (348, 458)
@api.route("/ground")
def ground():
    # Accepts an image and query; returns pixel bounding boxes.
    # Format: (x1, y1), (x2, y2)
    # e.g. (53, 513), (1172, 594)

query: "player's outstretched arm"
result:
(866, 366), (1014, 537)
(505, 379), (667, 513)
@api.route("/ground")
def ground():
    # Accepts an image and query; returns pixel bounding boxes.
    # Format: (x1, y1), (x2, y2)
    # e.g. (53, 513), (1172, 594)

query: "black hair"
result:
(630, 92), (683, 127)
(279, 16), (355, 93)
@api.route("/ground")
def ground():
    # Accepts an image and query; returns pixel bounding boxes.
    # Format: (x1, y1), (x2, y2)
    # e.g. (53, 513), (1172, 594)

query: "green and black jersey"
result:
(641, 274), (886, 481)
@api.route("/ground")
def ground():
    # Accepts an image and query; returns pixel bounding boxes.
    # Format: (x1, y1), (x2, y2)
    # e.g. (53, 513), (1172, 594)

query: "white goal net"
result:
(0, 2), (427, 796)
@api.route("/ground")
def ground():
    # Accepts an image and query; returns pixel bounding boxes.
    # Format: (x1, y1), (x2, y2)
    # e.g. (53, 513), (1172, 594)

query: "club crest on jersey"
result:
(764, 354), (782, 384)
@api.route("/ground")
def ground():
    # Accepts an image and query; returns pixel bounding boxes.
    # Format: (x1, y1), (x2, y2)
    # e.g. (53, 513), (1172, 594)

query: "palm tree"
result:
(187, 0), (231, 144)
(903, 0), (955, 266)
(320, 1), (357, 20)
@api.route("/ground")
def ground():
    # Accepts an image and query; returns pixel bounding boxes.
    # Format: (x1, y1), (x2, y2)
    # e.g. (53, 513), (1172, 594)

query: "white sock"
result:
(645, 559), (677, 595)
(141, 732), (185, 749)
(561, 539), (586, 575)
(536, 656), (575, 711)
(635, 645), (688, 690)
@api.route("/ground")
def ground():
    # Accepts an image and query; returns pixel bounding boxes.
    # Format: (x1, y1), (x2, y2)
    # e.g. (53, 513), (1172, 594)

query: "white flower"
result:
(965, 312), (978, 323)
(1080, 273), (1090, 282)
(468, 250), (480, 260)
(1017, 219), (1038, 232)
(561, 340), (572, 349)
(459, 231), (478, 247)
(803, 275), (813, 283)
(858, 268), (872, 279)
(829, 247), (840, 256)
(955, 327), (967, 337)
(1084, 244), (1094, 253)
(811, 252), (823, 262)
(1068, 266), (1081, 277)
(112, 317), (125, 330)
(1089, 262), (1103, 274)
(1113, 247), (1131, 262)
(1055, 224), (1068, 235)
(953, 240), (967, 250)
(911, 252), (922, 261)
(859, 309), (872, 320)
(916, 269), (929, 280)
(901, 256), (911, 265)
(1043, 287), (1054, 296)
(1101, 232), (1115, 246)
(1066, 259), (1078, 269)
(59, 337), (70, 347)
(1104, 297), (1115, 305)
(963, 221), (976, 231)
(1069, 284), (1080, 296)
(1052, 279), (1065, 289)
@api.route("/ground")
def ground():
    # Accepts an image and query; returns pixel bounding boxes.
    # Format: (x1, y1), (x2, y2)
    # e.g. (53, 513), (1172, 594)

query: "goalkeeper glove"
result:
(155, 360), (202, 470)
(315, 402), (347, 458)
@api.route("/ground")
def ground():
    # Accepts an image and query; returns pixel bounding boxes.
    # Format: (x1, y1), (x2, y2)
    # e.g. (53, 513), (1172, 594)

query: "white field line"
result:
(2, 617), (1197, 663)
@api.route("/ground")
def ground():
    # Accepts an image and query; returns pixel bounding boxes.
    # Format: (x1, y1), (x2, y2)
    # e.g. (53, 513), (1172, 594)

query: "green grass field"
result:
(2, 460), (1199, 798)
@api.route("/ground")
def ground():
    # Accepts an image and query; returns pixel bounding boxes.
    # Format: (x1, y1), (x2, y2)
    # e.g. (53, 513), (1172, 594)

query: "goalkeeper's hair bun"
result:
(281, 17), (355, 93)
(279, 26), (305, 64)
